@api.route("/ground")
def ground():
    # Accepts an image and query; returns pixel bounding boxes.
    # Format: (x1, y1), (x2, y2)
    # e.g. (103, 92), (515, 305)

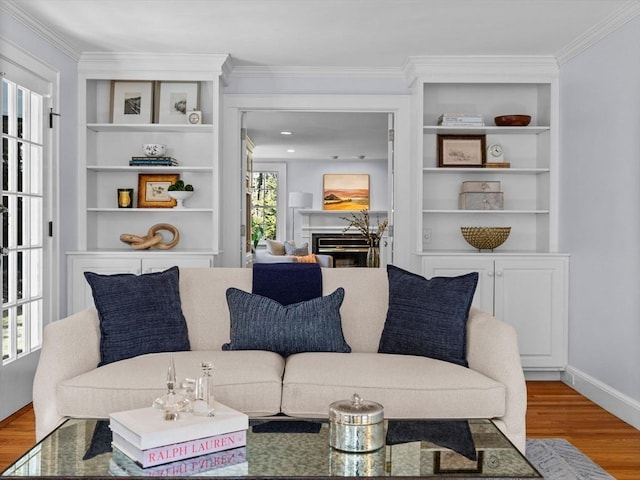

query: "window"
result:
(2, 77), (44, 363)
(250, 162), (287, 243)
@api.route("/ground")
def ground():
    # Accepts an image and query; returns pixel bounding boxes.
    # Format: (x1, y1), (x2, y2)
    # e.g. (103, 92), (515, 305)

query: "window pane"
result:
(30, 92), (42, 144)
(16, 304), (24, 355)
(30, 300), (41, 349)
(2, 252), (7, 304)
(17, 250), (23, 300)
(17, 141), (24, 192)
(30, 197), (42, 247)
(2, 137), (8, 191)
(2, 309), (10, 360)
(17, 196), (24, 246)
(17, 88), (24, 139)
(29, 248), (42, 297)
(30, 144), (42, 195)
(252, 172), (279, 240)
(2, 80), (11, 135)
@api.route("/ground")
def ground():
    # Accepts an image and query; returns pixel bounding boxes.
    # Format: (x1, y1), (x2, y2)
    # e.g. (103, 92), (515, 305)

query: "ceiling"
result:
(2, 0), (637, 160)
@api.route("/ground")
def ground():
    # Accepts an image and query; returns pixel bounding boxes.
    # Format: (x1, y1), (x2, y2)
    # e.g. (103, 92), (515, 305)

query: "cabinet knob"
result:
(496, 271), (503, 277)
(488, 271), (494, 277)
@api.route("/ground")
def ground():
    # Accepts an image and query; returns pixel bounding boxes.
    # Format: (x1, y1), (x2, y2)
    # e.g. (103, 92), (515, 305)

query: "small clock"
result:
(487, 143), (504, 163)
(188, 110), (202, 125)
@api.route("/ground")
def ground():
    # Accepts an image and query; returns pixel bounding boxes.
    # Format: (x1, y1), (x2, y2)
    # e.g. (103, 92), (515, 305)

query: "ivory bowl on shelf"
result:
(494, 115), (531, 126)
(461, 226), (511, 251)
(142, 143), (167, 157)
(168, 190), (194, 208)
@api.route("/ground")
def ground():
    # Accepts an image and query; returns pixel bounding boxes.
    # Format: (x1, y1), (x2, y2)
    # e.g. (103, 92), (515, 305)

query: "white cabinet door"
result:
(494, 258), (567, 370)
(141, 256), (212, 274)
(68, 254), (214, 314)
(422, 257), (494, 314)
(68, 256), (141, 314)
(422, 255), (568, 371)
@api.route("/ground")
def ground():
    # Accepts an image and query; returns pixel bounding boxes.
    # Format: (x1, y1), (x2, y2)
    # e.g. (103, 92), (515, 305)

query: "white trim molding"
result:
(555, 1), (640, 65)
(563, 365), (640, 430)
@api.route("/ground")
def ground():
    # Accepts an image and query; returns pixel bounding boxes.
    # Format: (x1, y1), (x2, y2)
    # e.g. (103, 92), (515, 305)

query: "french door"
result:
(0, 52), (53, 419)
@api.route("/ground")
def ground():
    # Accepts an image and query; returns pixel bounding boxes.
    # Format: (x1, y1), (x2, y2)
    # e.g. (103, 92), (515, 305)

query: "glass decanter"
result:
(192, 361), (215, 417)
(152, 356), (190, 420)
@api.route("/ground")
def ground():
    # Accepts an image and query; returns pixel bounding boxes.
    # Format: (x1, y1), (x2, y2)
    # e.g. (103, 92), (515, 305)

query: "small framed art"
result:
(137, 174), (179, 208)
(155, 82), (200, 124)
(110, 81), (154, 124)
(438, 135), (486, 167)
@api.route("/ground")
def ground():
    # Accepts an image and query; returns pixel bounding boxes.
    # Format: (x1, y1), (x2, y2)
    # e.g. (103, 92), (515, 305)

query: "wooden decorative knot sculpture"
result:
(120, 223), (180, 250)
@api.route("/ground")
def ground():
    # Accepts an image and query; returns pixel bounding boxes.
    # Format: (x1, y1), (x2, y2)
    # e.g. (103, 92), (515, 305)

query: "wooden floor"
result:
(1, 381), (639, 478)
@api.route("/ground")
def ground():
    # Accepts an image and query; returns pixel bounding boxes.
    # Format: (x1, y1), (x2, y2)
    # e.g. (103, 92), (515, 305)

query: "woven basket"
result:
(461, 227), (511, 251)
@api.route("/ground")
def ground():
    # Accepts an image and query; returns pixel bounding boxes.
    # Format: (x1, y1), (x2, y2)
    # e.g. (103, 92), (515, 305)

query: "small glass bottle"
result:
(193, 361), (215, 417)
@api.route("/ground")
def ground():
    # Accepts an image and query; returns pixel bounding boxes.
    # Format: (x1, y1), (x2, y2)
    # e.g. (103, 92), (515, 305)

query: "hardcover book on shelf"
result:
(112, 429), (247, 468)
(130, 156), (179, 166)
(109, 401), (249, 451)
(109, 445), (248, 477)
(438, 113), (484, 126)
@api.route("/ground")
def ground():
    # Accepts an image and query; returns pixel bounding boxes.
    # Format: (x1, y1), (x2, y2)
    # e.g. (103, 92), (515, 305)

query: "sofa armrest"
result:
(466, 307), (527, 453)
(33, 309), (101, 440)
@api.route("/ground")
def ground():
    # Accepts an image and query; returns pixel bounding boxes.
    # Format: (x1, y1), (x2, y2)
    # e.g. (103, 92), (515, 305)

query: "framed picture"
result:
(323, 174), (370, 210)
(156, 81), (200, 124)
(137, 174), (179, 208)
(110, 81), (154, 124)
(438, 135), (486, 167)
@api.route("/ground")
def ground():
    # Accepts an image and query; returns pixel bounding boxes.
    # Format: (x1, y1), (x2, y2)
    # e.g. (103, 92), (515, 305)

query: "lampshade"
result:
(288, 192), (313, 209)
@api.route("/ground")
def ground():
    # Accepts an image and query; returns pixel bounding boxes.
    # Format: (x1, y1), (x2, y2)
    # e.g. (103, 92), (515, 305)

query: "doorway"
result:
(221, 94), (411, 268)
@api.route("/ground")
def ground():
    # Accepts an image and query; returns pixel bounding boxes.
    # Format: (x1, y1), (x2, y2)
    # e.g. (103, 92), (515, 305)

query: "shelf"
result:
(87, 165), (213, 173)
(423, 209), (549, 214)
(423, 126), (550, 135)
(422, 167), (549, 175)
(87, 208), (213, 212)
(87, 123), (212, 133)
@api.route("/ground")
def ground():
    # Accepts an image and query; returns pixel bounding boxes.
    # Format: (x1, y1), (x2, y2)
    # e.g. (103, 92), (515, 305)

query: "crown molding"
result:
(228, 65), (405, 80)
(0, 0), (81, 61)
(78, 52), (231, 82)
(403, 55), (559, 84)
(555, 1), (640, 65)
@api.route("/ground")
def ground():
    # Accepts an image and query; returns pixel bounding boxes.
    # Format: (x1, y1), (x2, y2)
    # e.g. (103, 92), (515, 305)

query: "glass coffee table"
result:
(2, 417), (540, 478)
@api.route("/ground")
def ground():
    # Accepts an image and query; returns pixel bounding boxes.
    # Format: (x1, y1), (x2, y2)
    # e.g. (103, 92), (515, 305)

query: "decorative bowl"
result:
(461, 226), (511, 251)
(494, 115), (531, 127)
(168, 190), (194, 208)
(142, 143), (167, 157)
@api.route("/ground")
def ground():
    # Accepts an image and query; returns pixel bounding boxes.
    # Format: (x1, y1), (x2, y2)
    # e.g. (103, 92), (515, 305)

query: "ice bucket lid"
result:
(329, 393), (384, 425)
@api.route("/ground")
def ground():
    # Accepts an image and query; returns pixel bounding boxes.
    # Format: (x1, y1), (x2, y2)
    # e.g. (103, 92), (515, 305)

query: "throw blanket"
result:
(252, 263), (322, 305)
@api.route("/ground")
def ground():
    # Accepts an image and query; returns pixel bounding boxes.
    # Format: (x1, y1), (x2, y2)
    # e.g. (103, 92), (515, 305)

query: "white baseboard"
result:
(562, 365), (640, 430)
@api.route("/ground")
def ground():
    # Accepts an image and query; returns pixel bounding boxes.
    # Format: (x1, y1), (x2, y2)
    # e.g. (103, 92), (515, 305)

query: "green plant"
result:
(167, 180), (194, 191)
(251, 223), (264, 250)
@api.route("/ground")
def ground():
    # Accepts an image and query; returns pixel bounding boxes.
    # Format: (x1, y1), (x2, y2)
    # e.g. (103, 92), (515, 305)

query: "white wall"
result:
(0, 10), (78, 320)
(559, 17), (640, 427)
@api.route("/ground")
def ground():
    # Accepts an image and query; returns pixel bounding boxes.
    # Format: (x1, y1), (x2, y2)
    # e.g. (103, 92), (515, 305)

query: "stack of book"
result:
(130, 156), (179, 167)
(438, 113), (485, 127)
(109, 401), (249, 475)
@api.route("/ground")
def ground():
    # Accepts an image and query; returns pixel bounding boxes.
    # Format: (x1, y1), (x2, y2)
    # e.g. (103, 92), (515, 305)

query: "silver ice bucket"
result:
(329, 393), (384, 453)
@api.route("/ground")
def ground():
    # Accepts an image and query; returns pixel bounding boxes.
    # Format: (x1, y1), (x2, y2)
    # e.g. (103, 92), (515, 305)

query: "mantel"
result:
(299, 209), (389, 242)
(299, 209), (387, 215)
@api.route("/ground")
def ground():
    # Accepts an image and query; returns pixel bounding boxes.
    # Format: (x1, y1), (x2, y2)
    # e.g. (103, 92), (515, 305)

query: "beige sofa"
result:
(33, 267), (527, 452)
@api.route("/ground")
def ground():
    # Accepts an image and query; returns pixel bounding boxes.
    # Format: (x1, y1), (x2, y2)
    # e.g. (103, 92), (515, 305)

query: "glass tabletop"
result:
(2, 417), (540, 478)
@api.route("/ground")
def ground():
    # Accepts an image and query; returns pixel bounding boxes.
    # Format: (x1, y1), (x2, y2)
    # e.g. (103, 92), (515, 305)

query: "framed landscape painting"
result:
(323, 174), (370, 210)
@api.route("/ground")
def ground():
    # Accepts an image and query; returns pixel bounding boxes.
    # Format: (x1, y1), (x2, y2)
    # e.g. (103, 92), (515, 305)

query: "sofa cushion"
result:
(284, 241), (309, 256)
(84, 266), (190, 366)
(57, 351), (284, 419)
(223, 287), (351, 357)
(378, 265), (478, 367)
(252, 263), (322, 306)
(266, 239), (286, 255)
(282, 352), (505, 420)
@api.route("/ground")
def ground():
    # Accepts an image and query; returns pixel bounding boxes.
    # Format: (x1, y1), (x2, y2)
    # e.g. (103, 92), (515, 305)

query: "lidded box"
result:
(461, 181), (501, 193)
(459, 180), (504, 210)
(329, 393), (384, 452)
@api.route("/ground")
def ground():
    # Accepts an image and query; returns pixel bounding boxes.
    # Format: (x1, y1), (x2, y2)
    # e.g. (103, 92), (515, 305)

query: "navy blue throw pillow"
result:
(378, 265), (478, 367)
(252, 262), (322, 306)
(84, 266), (190, 366)
(223, 287), (351, 357)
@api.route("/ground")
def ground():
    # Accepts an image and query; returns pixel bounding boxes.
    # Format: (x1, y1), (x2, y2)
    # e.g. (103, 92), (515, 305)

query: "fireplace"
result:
(312, 233), (369, 268)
